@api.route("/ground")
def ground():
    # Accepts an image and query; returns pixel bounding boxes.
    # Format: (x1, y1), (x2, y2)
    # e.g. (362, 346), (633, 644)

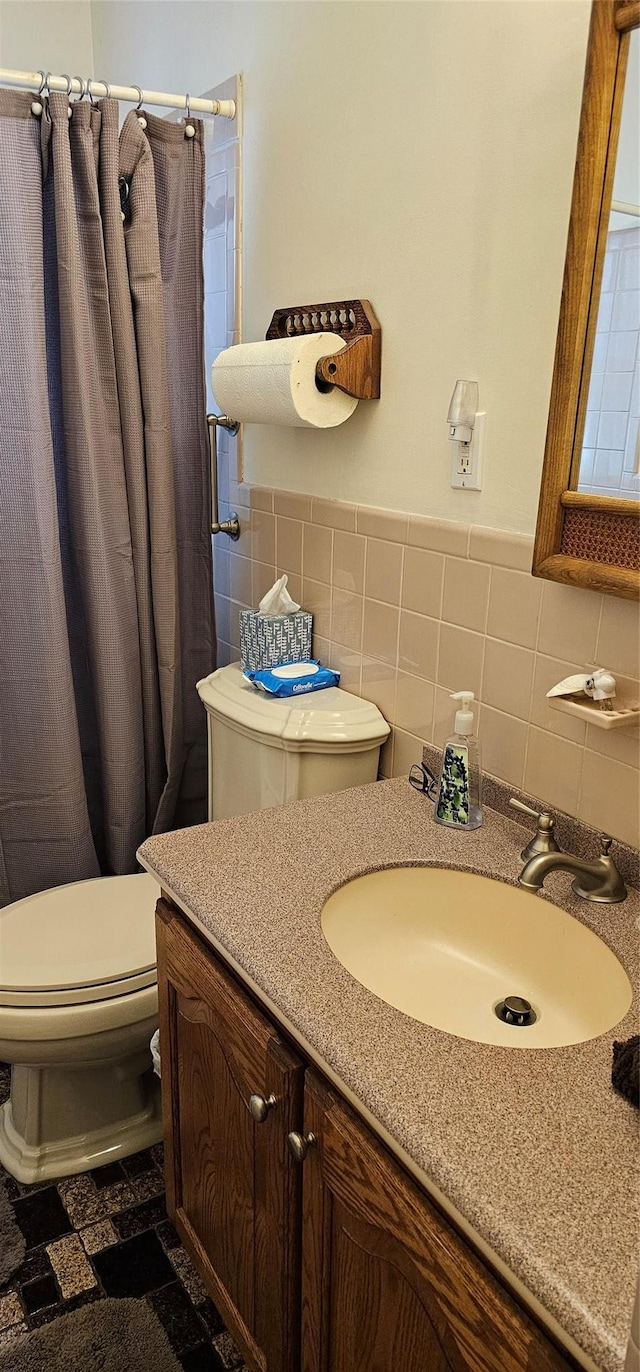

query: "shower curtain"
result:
(0, 90), (215, 905)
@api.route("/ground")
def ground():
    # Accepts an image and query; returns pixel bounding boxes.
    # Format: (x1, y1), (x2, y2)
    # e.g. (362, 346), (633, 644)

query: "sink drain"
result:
(495, 996), (536, 1027)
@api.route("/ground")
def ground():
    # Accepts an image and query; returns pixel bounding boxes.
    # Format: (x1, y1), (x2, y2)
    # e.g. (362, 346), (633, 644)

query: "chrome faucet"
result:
(518, 835), (627, 904)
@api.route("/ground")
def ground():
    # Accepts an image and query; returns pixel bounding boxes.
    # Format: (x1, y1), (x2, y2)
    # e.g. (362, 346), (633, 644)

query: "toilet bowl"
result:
(0, 873), (161, 1183)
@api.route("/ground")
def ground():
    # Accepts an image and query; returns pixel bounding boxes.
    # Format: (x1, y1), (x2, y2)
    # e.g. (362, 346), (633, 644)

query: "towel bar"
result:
(207, 413), (240, 540)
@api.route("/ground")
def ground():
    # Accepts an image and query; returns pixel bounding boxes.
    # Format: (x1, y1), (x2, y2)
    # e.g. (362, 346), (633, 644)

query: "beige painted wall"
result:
(0, 0), (94, 80)
(90, 0), (592, 535)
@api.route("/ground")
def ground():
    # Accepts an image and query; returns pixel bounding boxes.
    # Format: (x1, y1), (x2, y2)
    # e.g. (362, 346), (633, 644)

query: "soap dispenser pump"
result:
(434, 691), (483, 829)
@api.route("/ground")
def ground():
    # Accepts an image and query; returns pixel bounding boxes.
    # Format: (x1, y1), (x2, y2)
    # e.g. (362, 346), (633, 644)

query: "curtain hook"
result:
(133, 85), (147, 130)
(31, 70), (46, 117)
(184, 92), (195, 139)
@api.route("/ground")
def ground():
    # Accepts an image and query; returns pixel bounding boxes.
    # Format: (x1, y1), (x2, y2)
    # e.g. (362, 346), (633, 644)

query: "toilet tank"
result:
(197, 664), (390, 821)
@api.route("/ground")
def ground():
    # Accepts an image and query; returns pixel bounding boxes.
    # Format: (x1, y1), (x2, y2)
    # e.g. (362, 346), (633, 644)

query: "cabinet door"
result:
(300, 1071), (574, 1372)
(156, 899), (304, 1372)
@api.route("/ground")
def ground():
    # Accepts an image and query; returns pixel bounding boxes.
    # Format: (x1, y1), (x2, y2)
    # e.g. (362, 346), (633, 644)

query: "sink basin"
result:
(320, 866), (633, 1048)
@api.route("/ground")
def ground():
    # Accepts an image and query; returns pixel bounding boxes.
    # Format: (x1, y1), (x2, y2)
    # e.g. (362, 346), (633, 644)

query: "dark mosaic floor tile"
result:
(131, 1171), (165, 1202)
(0, 1094), (235, 1364)
(150, 1143), (165, 1169)
(1, 1175), (20, 1203)
(90, 1161), (126, 1189)
(112, 1194), (167, 1240)
(149, 1282), (207, 1355)
(16, 1248), (54, 1287)
(92, 1230), (174, 1298)
(121, 1149), (156, 1179)
(0, 1289), (23, 1331)
(16, 1177), (57, 1196)
(28, 1286), (100, 1330)
(157, 1219), (181, 1251)
(13, 1187), (72, 1249)
(20, 1275), (58, 1314)
(196, 1297), (226, 1340)
(180, 1344), (226, 1372)
(211, 1332), (245, 1370)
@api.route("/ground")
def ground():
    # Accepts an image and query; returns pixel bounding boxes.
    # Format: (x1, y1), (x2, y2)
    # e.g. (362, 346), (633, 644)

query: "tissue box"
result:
(239, 610), (313, 672)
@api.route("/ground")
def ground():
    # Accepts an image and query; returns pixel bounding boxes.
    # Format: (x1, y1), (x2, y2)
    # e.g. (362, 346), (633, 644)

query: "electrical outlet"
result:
(451, 411), (485, 490)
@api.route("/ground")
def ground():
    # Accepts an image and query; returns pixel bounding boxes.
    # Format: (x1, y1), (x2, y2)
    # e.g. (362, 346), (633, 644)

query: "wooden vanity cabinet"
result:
(301, 1071), (572, 1372)
(156, 899), (575, 1372)
(156, 898), (304, 1372)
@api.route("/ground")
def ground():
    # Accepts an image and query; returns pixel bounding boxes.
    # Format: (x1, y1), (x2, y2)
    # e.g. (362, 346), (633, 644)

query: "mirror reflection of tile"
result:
(578, 30), (639, 502)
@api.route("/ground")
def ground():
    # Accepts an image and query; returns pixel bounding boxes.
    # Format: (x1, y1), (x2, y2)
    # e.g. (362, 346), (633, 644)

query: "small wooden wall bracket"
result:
(265, 299), (381, 400)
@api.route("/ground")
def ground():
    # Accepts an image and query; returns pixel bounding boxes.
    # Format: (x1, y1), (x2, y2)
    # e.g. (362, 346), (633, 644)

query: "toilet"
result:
(0, 663), (388, 1182)
(196, 663), (390, 822)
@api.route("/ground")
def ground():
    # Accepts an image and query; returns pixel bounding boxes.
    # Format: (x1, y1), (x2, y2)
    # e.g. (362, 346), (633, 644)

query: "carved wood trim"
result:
(532, 0), (639, 600)
(266, 298), (381, 399)
(614, 0), (640, 31)
(560, 490), (640, 516)
(533, 552), (639, 597)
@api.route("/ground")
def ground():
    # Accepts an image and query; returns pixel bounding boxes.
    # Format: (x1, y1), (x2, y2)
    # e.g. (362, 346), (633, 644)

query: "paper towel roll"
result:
(211, 332), (359, 428)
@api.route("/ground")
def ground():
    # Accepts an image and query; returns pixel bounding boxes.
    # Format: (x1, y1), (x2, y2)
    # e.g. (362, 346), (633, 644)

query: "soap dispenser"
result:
(434, 691), (482, 829)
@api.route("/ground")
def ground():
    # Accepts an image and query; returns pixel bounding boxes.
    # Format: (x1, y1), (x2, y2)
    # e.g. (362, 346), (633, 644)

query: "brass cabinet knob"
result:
(248, 1093), (277, 1123)
(287, 1130), (317, 1163)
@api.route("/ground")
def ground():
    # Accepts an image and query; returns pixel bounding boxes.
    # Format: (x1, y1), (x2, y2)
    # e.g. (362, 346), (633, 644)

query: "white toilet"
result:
(0, 664), (388, 1182)
(196, 663), (390, 821)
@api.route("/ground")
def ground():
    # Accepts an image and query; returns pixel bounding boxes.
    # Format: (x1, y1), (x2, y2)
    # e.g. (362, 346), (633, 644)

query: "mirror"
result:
(576, 28), (639, 502)
(533, 0), (639, 600)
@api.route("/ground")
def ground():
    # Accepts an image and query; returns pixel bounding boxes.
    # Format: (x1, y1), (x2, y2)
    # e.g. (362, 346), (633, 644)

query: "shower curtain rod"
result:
(0, 67), (236, 118)
(611, 198), (640, 217)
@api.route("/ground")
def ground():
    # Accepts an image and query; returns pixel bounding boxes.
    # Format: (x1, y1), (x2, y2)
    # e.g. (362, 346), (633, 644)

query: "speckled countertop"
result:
(138, 779), (639, 1372)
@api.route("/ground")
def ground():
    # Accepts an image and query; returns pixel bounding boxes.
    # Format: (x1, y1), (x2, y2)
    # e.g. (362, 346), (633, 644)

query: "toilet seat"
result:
(0, 873), (159, 1009)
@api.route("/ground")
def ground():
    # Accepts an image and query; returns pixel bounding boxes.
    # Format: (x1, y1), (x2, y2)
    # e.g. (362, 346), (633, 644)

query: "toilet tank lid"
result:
(197, 664), (390, 746)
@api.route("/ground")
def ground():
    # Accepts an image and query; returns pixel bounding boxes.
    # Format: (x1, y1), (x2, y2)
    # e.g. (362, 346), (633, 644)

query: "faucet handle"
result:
(509, 797), (561, 863)
(510, 798), (546, 821)
(600, 835), (613, 856)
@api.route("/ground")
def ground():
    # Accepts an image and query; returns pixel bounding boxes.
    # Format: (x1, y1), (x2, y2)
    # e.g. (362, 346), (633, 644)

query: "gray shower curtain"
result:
(0, 90), (215, 905)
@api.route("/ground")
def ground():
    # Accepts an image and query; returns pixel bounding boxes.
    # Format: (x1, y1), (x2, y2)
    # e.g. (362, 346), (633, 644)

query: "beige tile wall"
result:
(213, 488), (640, 848)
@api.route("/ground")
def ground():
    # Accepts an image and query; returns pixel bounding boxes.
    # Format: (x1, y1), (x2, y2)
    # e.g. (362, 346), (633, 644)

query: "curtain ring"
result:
(93, 79), (111, 101)
(184, 92), (195, 139)
(133, 85), (147, 129)
(73, 76), (87, 102)
(31, 70), (47, 117)
(60, 73), (73, 118)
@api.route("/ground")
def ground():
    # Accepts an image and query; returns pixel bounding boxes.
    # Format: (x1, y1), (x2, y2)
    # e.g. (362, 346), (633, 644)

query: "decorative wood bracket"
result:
(265, 299), (381, 400)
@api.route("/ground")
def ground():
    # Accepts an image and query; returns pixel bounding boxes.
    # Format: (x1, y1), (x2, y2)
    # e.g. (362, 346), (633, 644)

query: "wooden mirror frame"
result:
(533, 0), (640, 601)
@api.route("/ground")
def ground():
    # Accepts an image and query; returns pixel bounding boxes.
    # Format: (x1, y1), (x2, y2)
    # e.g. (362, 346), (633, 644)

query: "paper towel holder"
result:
(265, 299), (381, 400)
